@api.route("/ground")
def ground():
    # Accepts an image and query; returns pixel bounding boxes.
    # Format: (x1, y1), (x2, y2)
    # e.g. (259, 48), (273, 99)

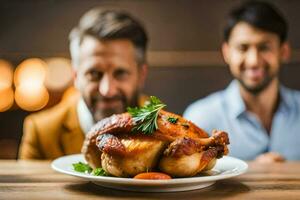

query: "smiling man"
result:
(19, 8), (148, 159)
(184, 1), (300, 162)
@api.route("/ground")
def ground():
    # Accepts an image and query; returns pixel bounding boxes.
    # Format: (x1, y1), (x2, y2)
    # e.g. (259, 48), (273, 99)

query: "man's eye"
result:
(87, 71), (102, 81)
(258, 44), (271, 52)
(114, 69), (129, 80)
(236, 45), (248, 52)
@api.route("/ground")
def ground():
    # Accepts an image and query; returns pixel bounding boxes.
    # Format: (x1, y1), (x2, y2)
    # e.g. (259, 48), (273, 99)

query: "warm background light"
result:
(14, 85), (49, 111)
(0, 60), (14, 112)
(0, 59), (13, 90)
(14, 58), (47, 87)
(14, 58), (49, 111)
(44, 57), (73, 91)
(0, 87), (14, 112)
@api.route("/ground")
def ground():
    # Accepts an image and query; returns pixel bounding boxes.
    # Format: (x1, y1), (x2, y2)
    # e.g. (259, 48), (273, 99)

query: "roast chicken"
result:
(82, 109), (229, 178)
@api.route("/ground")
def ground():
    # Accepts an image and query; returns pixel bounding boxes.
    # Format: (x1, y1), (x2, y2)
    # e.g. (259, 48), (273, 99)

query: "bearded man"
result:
(19, 8), (148, 159)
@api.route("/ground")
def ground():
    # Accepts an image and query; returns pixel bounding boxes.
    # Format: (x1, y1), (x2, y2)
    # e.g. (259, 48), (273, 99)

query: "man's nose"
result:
(98, 74), (118, 97)
(245, 48), (261, 67)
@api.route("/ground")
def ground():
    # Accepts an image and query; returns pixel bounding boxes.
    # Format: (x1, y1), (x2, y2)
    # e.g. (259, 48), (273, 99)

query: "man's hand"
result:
(254, 152), (285, 163)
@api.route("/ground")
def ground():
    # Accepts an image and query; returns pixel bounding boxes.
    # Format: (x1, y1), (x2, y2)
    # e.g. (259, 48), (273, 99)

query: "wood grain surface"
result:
(0, 160), (299, 200)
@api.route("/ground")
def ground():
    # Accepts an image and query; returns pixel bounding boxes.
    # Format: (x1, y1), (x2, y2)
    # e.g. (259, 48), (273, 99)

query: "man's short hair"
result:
(223, 1), (288, 43)
(69, 8), (148, 68)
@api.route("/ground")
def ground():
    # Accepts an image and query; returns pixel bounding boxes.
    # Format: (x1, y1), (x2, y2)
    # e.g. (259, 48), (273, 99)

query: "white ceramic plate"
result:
(51, 154), (248, 192)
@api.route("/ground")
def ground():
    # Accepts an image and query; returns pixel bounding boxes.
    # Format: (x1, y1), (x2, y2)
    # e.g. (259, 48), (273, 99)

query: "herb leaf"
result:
(92, 168), (107, 176)
(72, 162), (92, 173)
(127, 96), (166, 135)
(73, 162), (107, 176)
(167, 117), (178, 124)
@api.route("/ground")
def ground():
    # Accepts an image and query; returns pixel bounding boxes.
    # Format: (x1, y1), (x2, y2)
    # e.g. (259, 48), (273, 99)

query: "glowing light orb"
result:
(0, 60), (13, 90)
(44, 57), (73, 91)
(14, 58), (47, 87)
(0, 87), (14, 112)
(15, 84), (49, 111)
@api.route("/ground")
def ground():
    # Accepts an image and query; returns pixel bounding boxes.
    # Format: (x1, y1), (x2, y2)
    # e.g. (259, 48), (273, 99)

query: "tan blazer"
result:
(18, 88), (84, 160)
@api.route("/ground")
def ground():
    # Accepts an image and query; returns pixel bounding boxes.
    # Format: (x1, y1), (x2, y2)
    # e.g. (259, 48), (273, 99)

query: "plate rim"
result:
(51, 154), (248, 185)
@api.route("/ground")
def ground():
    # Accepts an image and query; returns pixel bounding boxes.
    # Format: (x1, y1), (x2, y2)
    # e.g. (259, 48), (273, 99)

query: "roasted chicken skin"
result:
(82, 110), (229, 177)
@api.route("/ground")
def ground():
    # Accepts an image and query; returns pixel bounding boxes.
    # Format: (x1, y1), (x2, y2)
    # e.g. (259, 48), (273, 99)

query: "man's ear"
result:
(138, 64), (148, 90)
(221, 42), (230, 64)
(72, 69), (77, 79)
(72, 69), (79, 89)
(280, 42), (291, 63)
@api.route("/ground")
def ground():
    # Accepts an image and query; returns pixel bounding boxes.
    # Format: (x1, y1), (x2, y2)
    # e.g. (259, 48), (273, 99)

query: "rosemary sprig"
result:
(127, 96), (166, 135)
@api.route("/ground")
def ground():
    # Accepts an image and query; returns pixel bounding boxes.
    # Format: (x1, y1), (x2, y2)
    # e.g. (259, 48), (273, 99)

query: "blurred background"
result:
(1, 0), (300, 159)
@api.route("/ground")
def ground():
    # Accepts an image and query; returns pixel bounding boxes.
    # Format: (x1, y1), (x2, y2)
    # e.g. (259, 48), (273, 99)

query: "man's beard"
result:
(89, 91), (139, 122)
(237, 73), (276, 95)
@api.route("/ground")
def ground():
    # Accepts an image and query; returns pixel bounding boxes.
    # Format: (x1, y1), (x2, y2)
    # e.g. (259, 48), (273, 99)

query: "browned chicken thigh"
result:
(82, 110), (229, 177)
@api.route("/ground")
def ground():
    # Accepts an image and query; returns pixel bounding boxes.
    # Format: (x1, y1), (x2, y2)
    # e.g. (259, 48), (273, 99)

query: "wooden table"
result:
(0, 160), (299, 200)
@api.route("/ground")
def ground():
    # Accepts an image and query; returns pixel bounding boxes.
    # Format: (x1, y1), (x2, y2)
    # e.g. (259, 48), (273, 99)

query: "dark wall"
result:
(1, 0), (300, 60)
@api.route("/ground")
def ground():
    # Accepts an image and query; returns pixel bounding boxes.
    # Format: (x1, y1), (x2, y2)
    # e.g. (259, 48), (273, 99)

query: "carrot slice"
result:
(133, 172), (172, 180)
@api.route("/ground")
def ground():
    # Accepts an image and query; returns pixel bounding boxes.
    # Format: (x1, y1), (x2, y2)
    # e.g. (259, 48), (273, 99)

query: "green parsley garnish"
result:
(72, 162), (92, 173)
(92, 168), (108, 176)
(167, 117), (178, 124)
(72, 162), (107, 176)
(127, 96), (166, 135)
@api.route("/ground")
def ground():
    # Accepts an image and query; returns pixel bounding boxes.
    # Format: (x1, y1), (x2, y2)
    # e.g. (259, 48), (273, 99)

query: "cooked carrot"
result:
(133, 172), (172, 180)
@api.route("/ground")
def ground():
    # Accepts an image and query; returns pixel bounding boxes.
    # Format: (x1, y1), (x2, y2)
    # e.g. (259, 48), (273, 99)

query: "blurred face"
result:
(222, 22), (289, 94)
(74, 36), (146, 121)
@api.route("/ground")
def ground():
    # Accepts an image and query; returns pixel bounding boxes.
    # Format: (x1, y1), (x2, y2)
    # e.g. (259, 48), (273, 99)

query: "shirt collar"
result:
(77, 97), (94, 134)
(225, 80), (293, 119)
(278, 85), (293, 113)
(224, 80), (247, 119)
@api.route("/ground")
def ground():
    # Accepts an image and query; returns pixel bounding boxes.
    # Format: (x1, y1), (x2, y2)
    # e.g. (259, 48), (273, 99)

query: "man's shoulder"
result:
(183, 90), (226, 133)
(183, 91), (226, 126)
(288, 88), (300, 98)
(282, 87), (300, 107)
(184, 91), (224, 114)
(25, 99), (76, 128)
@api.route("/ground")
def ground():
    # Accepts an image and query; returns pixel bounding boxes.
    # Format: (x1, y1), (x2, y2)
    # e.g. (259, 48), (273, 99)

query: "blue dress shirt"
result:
(183, 80), (300, 160)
